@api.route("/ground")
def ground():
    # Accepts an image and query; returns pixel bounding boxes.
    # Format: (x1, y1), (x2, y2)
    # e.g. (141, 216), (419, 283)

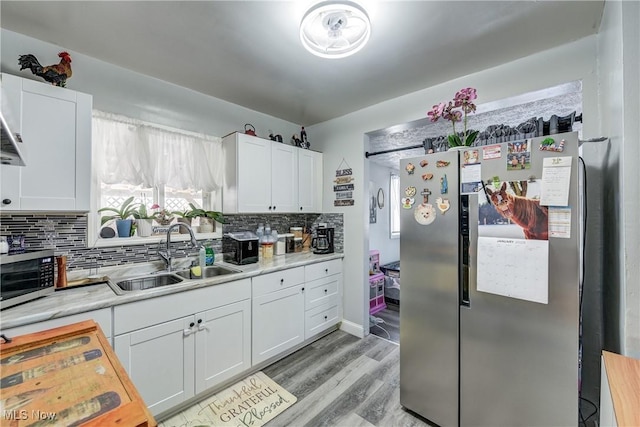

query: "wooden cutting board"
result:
(0, 320), (156, 427)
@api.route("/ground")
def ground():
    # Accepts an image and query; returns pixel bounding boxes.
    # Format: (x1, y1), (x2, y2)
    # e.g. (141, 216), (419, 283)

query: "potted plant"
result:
(133, 204), (158, 237)
(427, 87), (479, 149)
(98, 196), (139, 237)
(171, 208), (198, 234)
(188, 203), (225, 233)
(151, 204), (174, 226)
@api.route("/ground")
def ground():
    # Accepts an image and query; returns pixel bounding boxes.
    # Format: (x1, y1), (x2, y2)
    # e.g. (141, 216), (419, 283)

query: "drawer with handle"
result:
(252, 266), (305, 296)
(305, 259), (342, 282)
(305, 275), (339, 310)
(305, 303), (339, 339)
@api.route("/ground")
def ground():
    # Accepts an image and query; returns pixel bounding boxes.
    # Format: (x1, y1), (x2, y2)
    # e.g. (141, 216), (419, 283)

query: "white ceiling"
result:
(0, 1), (603, 127)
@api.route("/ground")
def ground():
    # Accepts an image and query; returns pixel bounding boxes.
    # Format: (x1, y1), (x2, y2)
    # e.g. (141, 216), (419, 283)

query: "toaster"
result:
(223, 232), (259, 265)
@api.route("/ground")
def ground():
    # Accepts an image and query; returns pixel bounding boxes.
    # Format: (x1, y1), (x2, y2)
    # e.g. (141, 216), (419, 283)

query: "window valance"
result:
(92, 110), (223, 192)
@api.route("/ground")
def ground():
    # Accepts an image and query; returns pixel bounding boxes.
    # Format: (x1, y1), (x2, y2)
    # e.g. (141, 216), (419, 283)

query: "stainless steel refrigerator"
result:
(399, 132), (580, 426)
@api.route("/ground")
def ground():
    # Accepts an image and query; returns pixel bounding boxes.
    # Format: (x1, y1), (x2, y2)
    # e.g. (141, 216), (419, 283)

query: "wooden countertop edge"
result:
(602, 350), (640, 426)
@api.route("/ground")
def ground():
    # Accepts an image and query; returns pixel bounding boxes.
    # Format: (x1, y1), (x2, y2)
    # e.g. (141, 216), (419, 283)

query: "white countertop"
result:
(0, 252), (343, 330)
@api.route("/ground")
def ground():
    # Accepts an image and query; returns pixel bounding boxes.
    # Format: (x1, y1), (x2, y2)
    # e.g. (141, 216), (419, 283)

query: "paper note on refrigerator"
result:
(540, 156), (572, 206)
(477, 236), (549, 304)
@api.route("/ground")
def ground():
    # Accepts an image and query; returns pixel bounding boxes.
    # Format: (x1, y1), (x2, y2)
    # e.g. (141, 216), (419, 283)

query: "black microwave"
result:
(1, 250), (55, 309)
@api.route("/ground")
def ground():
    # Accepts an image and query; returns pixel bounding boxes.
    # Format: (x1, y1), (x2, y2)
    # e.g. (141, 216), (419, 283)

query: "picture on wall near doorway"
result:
(377, 188), (385, 208)
(369, 181), (377, 223)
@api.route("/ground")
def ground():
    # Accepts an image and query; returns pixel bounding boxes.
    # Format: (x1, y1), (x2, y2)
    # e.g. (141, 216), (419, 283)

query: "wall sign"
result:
(334, 158), (355, 207)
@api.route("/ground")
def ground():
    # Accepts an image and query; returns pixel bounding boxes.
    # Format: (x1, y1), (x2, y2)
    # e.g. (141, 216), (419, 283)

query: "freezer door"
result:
(399, 150), (460, 427)
(460, 133), (580, 425)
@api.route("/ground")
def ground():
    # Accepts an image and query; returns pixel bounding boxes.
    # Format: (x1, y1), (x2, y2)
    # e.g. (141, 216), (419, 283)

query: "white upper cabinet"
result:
(223, 132), (322, 214)
(297, 148), (322, 212)
(0, 73), (92, 211)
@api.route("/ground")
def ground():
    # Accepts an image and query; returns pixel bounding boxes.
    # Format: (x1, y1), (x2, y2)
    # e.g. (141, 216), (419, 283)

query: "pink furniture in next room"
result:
(369, 250), (386, 315)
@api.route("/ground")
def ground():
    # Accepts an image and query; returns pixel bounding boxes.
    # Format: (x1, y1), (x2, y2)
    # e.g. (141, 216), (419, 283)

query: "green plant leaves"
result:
(464, 130), (479, 146)
(98, 196), (139, 225)
(448, 134), (462, 147)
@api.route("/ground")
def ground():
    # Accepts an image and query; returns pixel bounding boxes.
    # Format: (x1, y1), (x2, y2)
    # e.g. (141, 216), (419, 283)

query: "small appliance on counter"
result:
(223, 231), (259, 265)
(0, 249), (55, 309)
(312, 226), (334, 254)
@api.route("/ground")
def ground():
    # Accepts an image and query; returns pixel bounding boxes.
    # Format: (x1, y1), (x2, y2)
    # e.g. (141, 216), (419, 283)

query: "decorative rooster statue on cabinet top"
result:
(18, 51), (72, 87)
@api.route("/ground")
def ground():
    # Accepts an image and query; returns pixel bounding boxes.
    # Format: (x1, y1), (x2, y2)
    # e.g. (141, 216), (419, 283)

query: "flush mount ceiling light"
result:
(300, 1), (371, 59)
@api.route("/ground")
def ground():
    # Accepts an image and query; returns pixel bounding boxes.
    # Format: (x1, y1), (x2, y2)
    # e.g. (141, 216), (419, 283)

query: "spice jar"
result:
(290, 227), (303, 239)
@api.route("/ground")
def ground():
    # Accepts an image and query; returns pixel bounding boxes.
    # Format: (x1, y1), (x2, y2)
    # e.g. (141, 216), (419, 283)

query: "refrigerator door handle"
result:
(460, 195), (471, 307)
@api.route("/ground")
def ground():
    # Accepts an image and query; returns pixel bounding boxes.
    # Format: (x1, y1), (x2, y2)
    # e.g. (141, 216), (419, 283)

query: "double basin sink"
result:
(109, 265), (241, 295)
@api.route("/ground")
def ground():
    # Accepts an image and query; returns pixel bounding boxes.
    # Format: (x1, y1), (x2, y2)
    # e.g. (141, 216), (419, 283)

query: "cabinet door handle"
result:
(268, 206), (272, 210)
(197, 319), (202, 324)
(280, 278), (284, 284)
(300, 207), (303, 211)
(2, 199), (11, 205)
(301, 287), (305, 292)
(324, 315), (328, 320)
(273, 206), (276, 210)
(324, 289), (328, 293)
(325, 268), (329, 273)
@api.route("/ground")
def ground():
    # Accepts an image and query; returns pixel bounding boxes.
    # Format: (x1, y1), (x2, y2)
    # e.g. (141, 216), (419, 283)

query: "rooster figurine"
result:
(18, 51), (72, 87)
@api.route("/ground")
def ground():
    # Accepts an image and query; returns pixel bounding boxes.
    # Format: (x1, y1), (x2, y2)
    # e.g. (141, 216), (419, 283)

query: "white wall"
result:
(310, 35), (600, 339)
(368, 163), (399, 265)
(597, 0), (640, 357)
(1, 29), (301, 139)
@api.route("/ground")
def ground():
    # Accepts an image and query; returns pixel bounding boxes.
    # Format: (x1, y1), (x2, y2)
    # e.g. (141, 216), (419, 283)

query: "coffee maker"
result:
(312, 227), (334, 254)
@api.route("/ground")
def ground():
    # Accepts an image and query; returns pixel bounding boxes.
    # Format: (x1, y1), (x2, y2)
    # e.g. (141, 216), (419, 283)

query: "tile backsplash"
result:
(0, 212), (343, 271)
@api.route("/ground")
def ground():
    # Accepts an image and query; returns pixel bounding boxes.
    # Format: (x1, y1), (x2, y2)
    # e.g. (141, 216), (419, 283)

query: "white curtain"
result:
(92, 111), (223, 191)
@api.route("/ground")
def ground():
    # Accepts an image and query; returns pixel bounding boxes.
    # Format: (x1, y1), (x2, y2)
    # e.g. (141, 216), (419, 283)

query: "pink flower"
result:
(151, 203), (160, 209)
(426, 87), (479, 147)
(427, 102), (446, 122)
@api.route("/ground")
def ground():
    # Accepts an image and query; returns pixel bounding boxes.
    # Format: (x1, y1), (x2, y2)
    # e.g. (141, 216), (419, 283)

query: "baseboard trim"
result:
(340, 319), (364, 338)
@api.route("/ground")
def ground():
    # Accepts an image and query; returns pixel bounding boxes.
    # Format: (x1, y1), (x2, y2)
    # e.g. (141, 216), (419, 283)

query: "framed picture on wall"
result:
(369, 181), (377, 223)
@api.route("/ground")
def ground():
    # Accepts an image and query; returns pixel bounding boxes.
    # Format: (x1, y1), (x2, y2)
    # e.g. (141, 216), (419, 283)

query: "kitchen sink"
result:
(175, 265), (240, 280)
(107, 265), (241, 295)
(114, 273), (184, 292)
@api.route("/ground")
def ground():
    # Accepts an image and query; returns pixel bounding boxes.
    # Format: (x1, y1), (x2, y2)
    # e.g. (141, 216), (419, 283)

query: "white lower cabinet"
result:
(113, 280), (251, 416)
(251, 267), (305, 365)
(115, 316), (195, 415)
(195, 299), (251, 392)
(304, 259), (343, 340)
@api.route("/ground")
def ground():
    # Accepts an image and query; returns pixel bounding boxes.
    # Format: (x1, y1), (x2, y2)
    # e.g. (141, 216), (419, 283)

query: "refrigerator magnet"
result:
(539, 137), (565, 152)
(414, 188), (436, 225)
(405, 186), (417, 197)
(402, 197), (415, 209)
(436, 198), (450, 214)
(421, 173), (434, 181)
(436, 160), (450, 167)
(419, 159), (429, 167)
(441, 174), (448, 194)
(406, 163), (415, 174)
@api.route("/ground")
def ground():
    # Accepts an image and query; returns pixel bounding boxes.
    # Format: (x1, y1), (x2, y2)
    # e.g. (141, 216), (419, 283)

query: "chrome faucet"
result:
(158, 223), (199, 272)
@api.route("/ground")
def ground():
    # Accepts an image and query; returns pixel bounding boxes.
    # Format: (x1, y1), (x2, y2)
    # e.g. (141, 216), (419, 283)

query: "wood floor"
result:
(262, 330), (431, 427)
(369, 306), (400, 343)
(159, 329), (432, 427)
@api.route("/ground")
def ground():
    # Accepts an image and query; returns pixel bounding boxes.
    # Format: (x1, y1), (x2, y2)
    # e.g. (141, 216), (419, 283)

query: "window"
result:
(390, 173), (400, 238)
(89, 111), (223, 247)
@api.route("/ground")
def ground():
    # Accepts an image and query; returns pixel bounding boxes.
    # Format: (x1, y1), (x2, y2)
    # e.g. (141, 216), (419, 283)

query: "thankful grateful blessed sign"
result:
(192, 371), (296, 427)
